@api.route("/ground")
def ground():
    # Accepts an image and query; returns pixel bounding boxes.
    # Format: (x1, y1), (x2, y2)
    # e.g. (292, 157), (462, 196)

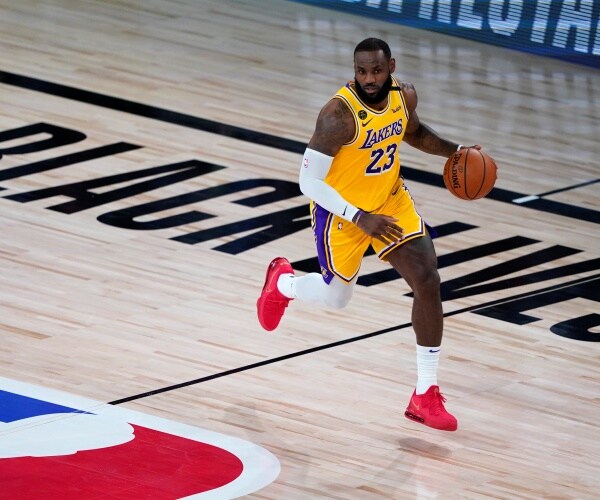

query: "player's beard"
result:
(354, 75), (393, 106)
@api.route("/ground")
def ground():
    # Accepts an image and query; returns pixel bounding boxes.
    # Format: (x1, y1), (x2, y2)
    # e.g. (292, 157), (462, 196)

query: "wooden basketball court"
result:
(0, 0), (598, 497)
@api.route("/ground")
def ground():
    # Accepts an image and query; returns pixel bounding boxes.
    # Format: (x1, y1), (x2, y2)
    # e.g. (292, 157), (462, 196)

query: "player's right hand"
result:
(355, 212), (404, 244)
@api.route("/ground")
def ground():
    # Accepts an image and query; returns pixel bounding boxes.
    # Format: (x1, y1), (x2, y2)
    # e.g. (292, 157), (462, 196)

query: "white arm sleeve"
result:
(298, 148), (359, 222)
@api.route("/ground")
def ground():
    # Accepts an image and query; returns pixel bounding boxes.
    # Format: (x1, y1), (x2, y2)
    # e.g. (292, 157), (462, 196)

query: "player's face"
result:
(354, 50), (396, 105)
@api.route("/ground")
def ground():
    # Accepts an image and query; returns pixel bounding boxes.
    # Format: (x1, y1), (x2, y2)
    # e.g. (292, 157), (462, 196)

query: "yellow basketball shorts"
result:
(311, 178), (426, 284)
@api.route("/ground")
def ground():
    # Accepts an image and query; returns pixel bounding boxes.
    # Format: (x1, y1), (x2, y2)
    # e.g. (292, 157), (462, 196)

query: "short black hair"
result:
(354, 38), (391, 60)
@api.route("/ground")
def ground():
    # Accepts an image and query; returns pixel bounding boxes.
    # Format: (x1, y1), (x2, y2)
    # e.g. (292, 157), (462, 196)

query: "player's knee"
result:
(319, 277), (354, 309)
(402, 260), (438, 290)
(413, 266), (440, 293)
(324, 290), (353, 309)
(425, 267), (441, 286)
(326, 284), (353, 309)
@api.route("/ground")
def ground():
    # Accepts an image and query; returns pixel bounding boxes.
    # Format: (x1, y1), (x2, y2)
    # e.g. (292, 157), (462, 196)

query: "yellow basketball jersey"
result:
(326, 77), (409, 213)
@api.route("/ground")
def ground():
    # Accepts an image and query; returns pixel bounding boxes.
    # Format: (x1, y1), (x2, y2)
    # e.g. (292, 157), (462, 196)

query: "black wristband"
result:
(352, 210), (364, 224)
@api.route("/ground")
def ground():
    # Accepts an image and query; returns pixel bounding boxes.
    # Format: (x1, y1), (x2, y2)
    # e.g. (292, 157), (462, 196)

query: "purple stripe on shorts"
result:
(312, 203), (335, 284)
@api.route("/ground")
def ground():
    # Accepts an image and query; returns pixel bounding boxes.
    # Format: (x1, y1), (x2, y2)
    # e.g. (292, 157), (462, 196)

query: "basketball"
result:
(443, 148), (498, 200)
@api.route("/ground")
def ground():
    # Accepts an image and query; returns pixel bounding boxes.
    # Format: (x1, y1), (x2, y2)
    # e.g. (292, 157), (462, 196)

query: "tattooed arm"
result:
(401, 82), (462, 158)
(298, 98), (359, 221)
(307, 98), (355, 155)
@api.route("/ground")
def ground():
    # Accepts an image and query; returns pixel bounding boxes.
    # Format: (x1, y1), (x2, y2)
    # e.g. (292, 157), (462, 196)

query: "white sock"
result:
(277, 273), (296, 299)
(416, 344), (440, 395)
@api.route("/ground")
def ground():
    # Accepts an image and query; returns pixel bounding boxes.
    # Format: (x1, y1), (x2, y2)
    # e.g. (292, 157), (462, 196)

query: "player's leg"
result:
(387, 234), (442, 348)
(373, 182), (443, 348)
(256, 263), (356, 332)
(388, 236), (456, 431)
(373, 182), (456, 431)
(280, 272), (355, 309)
(257, 203), (366, 331)
(389, 235), (456, 431)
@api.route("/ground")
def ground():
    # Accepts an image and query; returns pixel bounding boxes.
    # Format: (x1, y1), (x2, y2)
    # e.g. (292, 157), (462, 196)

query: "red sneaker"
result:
(257, 257), (294, 331)
(404, 385), (457, 431)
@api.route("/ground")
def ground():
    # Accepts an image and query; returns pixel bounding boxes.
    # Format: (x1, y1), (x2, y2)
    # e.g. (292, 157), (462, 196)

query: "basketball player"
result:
(257, 38), (479, 432)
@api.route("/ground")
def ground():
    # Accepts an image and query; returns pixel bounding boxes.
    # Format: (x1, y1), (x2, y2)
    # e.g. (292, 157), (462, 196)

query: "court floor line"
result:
(108, 273), (599, 405)
(0, 70), (305, 154)
(1, 70), (598, 224)
(513, 178), (599, 204)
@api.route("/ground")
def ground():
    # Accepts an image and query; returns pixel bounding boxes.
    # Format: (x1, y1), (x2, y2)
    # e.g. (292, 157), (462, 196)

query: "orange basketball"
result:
(443, 148), (498, 200)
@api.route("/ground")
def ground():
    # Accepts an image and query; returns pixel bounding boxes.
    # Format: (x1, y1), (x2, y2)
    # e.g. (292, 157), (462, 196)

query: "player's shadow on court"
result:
(361, 437), (453, 497)
(397, 436), (452, 459)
